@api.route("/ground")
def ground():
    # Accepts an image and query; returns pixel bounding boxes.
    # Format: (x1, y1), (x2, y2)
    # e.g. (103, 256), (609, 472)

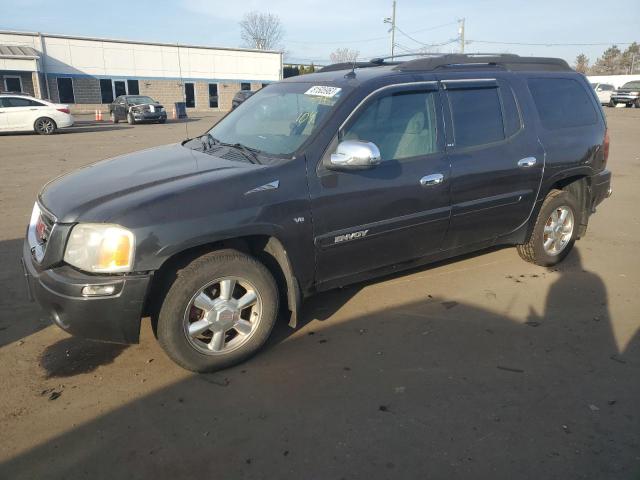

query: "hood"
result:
(40, 143), (254, 223)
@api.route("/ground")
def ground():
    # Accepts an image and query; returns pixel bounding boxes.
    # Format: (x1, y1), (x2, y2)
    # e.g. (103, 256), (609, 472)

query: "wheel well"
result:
(549, 175), (590, 236)
(144, 235), (300, 334)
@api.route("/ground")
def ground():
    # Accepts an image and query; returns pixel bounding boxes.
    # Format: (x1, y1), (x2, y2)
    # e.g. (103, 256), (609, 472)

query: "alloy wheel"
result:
(183, 277), (262, 355)
(542, 206), (574, 255)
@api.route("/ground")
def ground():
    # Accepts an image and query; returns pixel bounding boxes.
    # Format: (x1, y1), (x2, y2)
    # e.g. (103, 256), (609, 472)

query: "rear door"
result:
(308, 82), (451, 283)
(439, 76), (544, 249)
(1, 97), (39, 130)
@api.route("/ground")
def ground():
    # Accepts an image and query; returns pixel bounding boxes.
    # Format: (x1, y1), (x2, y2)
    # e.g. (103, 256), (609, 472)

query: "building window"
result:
(261, 83), (269, 89)
(241, 82), (251, 91)
(3, 75), (23, 92)
(185, 82), (195, 108)
(56, 77), (75, 104)
(100, 79), (114, 104)
(208, 83), (218, 108)
(127, 79), (139, 95)
(113, 80), (127, 97)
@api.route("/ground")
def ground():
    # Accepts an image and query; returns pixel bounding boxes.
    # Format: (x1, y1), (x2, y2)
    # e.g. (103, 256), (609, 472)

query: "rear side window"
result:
(528, 78), (597, 129)
(448, 87), (504, 148)
(0, 97), (44, 107)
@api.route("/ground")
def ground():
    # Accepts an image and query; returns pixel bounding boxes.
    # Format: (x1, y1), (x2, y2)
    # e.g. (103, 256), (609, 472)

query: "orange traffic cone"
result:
(95, 109), (103, 121)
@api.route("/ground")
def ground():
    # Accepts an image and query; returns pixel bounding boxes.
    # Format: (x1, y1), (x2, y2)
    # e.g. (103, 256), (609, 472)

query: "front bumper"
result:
(22, 240), (151, 344)
(591, 169), (612, 212)
(132, 111), (167, 121)
(611, 95), (639, 104)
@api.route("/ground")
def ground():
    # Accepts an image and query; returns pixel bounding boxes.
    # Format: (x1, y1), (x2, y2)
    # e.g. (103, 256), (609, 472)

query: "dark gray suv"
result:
(23, 54), (612, 372)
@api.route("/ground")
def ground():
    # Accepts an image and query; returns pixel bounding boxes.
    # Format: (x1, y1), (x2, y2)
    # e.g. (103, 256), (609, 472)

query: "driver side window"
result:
(342, 89), (440, 160)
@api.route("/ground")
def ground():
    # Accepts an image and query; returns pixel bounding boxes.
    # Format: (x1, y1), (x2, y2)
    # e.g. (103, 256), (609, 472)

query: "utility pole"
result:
(458, 17), (465, 54)
(384, 1), (397, 60)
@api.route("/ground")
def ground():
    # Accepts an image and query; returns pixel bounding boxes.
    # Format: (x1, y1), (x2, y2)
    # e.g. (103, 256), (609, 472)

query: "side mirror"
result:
(329, 140), (382, 170)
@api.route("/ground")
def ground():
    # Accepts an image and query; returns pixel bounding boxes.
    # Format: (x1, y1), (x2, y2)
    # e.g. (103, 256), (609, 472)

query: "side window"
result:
(341, 89), (440, 160)
(528, 78), (597, 129)
(3, 97), (33, 107)
(447, 87), (505, 148)
(500, 84), (521, 137)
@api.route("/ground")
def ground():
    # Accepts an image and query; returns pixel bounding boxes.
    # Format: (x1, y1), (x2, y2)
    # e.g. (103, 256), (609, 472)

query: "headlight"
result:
(64, 224), (135, 273)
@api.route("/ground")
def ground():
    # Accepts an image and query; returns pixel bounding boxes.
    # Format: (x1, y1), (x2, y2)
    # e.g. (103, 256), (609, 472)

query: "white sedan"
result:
(0, 94), (74, 134)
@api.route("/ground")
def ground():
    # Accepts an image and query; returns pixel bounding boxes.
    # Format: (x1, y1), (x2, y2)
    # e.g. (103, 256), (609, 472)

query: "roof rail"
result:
(393, 53), (572, 72)
(319, 61), (388, 73)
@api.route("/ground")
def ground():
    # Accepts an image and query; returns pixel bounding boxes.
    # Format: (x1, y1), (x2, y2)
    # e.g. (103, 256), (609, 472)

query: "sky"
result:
(1, 0), (638, 66)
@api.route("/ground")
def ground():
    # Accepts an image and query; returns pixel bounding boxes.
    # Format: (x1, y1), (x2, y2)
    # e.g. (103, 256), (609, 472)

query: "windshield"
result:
(127, 96), (155, 104)
(206, 82), (349, 156)
(621, 81), (640, 89)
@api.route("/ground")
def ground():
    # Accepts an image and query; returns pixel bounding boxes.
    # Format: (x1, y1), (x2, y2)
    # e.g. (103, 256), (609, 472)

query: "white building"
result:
(0, 30), (283, 112)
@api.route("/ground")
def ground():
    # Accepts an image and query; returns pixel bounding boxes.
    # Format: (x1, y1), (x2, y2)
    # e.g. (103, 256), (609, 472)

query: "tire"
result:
(608, 98), (615, 107)
(157, 250), (279, 372)
(127, 113), (136, 124)
(517, 189), (579, 267)
(34, 117), (57, 135)
(111, 112), (119, 124)
(158, 118), (166, 124)
(635, 99), (640, 109)
(625, 103), (632, 108)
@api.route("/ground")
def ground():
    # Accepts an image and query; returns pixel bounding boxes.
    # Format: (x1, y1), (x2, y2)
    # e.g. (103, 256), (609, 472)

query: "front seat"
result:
(386, 110), (433, 159)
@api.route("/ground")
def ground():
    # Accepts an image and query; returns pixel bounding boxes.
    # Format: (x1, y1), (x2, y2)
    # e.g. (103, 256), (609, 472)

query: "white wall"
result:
(587, 75), (640, 89)
(0, 32), (281, 81)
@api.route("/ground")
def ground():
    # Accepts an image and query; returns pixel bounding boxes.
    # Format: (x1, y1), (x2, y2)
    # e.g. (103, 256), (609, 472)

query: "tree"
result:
(621, 42), (640, 74)
(329, 48), (360, 64)
(592, 45), (622, 74)
(574, 54), (589, 74)
(239, 11), (284, 50)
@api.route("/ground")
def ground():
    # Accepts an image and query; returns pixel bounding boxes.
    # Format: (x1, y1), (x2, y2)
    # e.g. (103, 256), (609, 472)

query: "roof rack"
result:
(394, 53), (572, 72)
(319, 53), (572, 74)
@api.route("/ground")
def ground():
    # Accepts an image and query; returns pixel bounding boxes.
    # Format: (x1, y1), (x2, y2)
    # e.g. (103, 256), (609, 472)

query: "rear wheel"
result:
(517, 189), (579, 266)
(110, 112), (119, 124)
(34, 117), (57, 135)
(625, 103), (633, 108)
(157, 250), (279, 372)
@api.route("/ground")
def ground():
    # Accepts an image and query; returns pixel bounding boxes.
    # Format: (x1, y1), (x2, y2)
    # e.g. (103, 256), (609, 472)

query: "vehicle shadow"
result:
(1, 248), (638, 479)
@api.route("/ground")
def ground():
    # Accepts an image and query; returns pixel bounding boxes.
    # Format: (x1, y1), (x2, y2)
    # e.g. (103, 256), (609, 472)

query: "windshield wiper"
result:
(231, 142), (261, 165)
(196, 133), (262, 165)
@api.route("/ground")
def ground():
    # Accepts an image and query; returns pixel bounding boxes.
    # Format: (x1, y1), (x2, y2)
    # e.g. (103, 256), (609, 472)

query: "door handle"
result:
(517, 157), (537, 168)
(29, 108), (38, 111)
(420, 173), (444, 187)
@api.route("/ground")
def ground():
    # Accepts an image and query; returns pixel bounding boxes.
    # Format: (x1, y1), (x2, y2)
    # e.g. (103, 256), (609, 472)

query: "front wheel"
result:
(608, 98), (615, 107)
(34, 117), (57, 135)
(127, 113), (136, 124)
(157, 250), (279, 372)
(517, 189), (579, 266)
(158, 118), (166, 124)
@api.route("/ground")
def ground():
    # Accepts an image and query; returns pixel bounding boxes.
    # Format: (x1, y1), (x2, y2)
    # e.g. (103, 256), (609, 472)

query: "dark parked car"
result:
(231, 90), (254, 109)
(109, 95), (167, 124)
(610, 80), (640, 108)
(23, 53), (612, 372)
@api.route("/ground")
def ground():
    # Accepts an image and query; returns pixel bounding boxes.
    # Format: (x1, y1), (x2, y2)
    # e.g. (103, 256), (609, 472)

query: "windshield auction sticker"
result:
(304, 86), (342, 98)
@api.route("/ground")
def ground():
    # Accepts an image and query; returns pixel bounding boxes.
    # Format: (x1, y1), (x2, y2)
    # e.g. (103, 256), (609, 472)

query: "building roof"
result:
(0, 44), (40, 59)
(0, 30), (280, 56)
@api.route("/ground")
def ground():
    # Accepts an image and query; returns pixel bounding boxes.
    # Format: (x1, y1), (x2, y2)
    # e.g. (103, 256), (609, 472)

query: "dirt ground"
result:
(0, 109), (638, 480)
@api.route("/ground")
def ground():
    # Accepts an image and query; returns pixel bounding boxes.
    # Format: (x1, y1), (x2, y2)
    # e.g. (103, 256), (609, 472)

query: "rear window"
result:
(528, 78), (597, 129)
(448, 87), (504, 148)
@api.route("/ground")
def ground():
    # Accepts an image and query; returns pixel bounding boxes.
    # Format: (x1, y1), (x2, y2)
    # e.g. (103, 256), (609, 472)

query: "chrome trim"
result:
(330, 140), (381, 168)
(517, 157), (537, 168)
(244, 180), (279, 195)
(419, 173), (444, 187)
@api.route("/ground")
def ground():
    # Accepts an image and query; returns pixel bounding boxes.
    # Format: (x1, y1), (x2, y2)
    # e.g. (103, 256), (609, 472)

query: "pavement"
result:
(0, 109), (638, 480)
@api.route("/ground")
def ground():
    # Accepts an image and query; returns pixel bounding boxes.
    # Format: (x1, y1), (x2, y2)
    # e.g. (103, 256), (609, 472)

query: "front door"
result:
(439, 77), (544, 249)
(308, 83), (451, 284)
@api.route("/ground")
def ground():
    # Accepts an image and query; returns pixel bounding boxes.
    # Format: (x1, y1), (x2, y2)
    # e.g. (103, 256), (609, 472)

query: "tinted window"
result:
(57, 77), (75, 104)
(448, 87), (504, 147)
(1, 97), (43, 107)
(528, 78), (597, 129)
(601, 84), (614, 91)
(343, 89), (439, 160)
(100, 79), (113, 104)
(500, 84), (521, 137)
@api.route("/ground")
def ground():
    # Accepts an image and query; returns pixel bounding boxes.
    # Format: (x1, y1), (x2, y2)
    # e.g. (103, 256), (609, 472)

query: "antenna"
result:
(176, 42), (190, 140)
